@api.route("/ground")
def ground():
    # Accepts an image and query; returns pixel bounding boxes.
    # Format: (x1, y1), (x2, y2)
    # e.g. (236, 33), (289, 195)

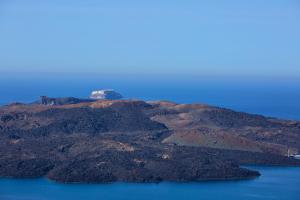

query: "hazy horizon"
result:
(1, 0), (300, 79)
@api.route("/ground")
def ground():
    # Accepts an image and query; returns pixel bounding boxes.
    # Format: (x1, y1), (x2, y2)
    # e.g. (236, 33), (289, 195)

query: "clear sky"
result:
(0, 0), (300, 79)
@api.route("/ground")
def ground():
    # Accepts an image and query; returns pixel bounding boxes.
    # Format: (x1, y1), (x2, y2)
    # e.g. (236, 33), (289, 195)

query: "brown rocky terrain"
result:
(0, 97), (299, 183)
(149, 101), (300, 155)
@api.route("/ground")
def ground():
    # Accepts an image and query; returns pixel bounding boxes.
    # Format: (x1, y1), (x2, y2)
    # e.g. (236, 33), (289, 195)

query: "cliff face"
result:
(0, 98), (299, 183)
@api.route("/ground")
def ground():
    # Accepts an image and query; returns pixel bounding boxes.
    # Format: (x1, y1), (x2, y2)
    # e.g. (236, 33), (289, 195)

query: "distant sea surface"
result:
(0, 76), (299, 120)
(0, 166), (300, 200)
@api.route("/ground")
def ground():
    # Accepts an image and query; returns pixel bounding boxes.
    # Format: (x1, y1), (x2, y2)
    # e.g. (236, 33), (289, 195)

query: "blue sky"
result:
(0, 0), (299, 79)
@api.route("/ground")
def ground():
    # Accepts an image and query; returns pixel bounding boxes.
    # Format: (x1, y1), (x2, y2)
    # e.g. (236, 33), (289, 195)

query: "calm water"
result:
(0, 166), (299, 200)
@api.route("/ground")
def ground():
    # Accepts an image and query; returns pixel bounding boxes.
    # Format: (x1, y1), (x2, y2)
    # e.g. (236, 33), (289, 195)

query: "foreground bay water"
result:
(0, 166), (299, 200)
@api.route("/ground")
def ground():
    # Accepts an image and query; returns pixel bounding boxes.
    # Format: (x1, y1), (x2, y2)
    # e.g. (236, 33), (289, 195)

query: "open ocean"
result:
(1, 77), (299, 120)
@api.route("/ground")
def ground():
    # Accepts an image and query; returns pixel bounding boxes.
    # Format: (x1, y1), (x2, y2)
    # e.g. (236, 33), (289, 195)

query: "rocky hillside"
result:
(0, 98), (299, 183)
(149, 101), (300, 155)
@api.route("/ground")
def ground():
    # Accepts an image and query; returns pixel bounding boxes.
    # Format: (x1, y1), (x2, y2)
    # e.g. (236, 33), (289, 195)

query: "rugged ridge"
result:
(0, 98), (299, 183)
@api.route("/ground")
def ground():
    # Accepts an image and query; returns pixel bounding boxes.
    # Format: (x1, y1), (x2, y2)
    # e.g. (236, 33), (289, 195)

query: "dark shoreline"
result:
(6, 164), (300, 185)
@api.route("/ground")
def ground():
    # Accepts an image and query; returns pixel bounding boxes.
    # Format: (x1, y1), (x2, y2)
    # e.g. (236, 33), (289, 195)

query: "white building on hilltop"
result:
(90, 89), (123, 100)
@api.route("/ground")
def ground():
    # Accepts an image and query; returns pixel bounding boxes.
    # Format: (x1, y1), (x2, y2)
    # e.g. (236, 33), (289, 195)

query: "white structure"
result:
(293, 155), (300, 160)
(90, 89), (122, 100)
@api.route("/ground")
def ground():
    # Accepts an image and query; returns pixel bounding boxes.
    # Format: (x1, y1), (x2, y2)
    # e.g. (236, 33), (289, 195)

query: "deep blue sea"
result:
(0, 166), (300, 200)
(0, 76), (300, 120)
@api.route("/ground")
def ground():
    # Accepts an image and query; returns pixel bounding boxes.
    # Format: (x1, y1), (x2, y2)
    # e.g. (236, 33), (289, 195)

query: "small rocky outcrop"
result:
(37, 96), (94, 105)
